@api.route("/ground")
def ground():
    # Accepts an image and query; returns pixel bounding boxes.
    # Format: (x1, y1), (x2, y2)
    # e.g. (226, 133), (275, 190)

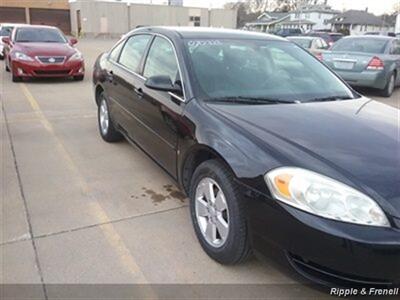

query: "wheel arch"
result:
(180, 144), (239, 195)
(94, 83), (105, 106)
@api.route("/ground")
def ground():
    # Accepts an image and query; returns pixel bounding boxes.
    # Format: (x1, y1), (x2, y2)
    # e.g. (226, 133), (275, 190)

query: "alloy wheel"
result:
(99, 98), (110, 135)
(195, 177), (229, 248)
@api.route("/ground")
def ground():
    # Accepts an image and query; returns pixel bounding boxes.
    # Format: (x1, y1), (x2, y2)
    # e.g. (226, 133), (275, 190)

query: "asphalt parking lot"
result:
(1, 39), (399, 299)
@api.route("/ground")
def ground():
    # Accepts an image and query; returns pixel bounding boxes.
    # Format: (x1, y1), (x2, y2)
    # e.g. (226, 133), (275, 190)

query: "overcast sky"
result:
(182, 0), (399, 15)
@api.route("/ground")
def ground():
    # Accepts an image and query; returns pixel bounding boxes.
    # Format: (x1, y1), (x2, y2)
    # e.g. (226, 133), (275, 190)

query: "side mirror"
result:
(2, 37), (10, 44)
(145, 75), (182, 94)
(70, 38), (78, 45)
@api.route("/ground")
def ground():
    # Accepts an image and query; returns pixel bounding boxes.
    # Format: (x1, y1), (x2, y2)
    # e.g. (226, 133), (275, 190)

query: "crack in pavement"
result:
(2, 98), (49, 299)
(0, 204), (187, 247)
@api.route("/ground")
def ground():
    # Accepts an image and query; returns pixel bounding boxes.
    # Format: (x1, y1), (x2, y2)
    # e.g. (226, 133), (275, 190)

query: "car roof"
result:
(341, 35), (394, 41)
(13, 24), (59, 30)
(0, 23), (26, 27)
(133, 26), (287, 41)
(287, 36), (315, 40)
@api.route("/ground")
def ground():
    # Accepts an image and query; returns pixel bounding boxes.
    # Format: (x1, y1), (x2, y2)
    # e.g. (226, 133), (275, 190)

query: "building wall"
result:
(289, 11), (337, 30)
(209, 9), (237, 28)
(1, 0), (69, 9)
(70, 0), (237, 37)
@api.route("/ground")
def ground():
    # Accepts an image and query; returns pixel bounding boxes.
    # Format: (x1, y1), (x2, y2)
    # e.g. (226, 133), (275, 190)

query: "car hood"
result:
(14, 42), (76, 57)
(207, 98), (400, 215)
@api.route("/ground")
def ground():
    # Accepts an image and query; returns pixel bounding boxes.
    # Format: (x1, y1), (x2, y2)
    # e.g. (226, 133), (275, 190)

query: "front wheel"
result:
(381, 73), (395, 98)
(12, 74), (21, 82)
(189, 159), (251, 265)
(73, 75), (84, 81)
(97, 93), (123, 143)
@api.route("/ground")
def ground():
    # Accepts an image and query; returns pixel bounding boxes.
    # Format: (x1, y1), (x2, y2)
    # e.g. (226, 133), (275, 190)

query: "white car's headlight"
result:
(69, 51), (83, 61)
(15, 52), (34, 61)
(265, 167), (390, 227)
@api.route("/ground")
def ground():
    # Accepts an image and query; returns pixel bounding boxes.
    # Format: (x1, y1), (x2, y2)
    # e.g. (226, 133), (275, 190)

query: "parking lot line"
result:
(18, 83), (153, 285)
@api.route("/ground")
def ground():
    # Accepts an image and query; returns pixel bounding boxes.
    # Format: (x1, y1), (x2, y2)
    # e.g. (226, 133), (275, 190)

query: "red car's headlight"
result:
(15, 51), (34, 62)
(69, 51), (83, 61)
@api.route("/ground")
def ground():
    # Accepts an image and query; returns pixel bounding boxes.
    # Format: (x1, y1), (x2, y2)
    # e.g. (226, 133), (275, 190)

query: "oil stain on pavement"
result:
(132, 185), (187, 206)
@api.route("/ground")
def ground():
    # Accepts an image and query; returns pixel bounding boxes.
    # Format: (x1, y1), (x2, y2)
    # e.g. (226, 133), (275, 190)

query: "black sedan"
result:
(93, 27), (400, 287)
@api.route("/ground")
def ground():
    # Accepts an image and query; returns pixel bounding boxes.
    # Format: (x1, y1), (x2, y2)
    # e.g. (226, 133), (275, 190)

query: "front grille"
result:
(34, 70), (70, 75)
(37, 56), (65, 64)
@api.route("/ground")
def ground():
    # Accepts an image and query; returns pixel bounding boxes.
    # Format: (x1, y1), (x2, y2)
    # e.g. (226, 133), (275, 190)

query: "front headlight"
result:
(69, 51), (83, 61)
(15, 52), (34, 61)
(265, 167), (390, 227)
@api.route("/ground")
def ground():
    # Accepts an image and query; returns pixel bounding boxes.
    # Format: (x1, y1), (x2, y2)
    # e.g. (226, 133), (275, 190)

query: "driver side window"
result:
(143, 36), (180, 84)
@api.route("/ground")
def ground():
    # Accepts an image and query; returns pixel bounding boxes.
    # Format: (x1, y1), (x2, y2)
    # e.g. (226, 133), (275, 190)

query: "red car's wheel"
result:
(5, 59), (10, 72)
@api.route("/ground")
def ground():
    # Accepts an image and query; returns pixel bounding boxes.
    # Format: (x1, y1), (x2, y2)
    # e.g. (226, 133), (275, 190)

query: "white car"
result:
(0, 23), (25, 59)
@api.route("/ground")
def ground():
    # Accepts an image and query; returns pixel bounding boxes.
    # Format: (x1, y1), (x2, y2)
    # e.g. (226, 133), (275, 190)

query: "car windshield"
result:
(331, 38), (388, 54)
(0, 26), (13, 36)
(185, 39), (355, 103)
(15, 28), (66, 43)
(288, 38), (312, 49)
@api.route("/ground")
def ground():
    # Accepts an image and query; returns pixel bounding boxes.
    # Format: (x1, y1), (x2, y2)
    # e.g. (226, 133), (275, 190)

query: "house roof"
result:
(292, 4), (340, 14)
(246, 12), (290, 26)
(281, 19), (315, 25)
(328, 10), (389, 26)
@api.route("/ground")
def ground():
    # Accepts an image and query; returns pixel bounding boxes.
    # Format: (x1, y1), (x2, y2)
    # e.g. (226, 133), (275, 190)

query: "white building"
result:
(246, 3), (339, 33)
(289, 3), (339, 30)
(328, 10), (394, 35)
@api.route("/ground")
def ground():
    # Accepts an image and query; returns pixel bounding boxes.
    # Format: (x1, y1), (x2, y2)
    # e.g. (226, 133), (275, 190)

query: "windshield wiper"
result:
(205, 96), (298, 105)
(305, 96), (351, 103)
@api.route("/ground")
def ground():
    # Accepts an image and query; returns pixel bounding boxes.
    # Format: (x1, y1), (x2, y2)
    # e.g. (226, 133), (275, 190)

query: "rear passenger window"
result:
(391, 41), (400, 55)
(143, 36), (179, 83)
(119, 35), (151, 72)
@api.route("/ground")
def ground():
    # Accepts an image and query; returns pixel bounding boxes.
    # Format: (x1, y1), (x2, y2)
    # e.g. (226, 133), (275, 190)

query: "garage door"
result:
(0, 7), (26, 23)
(30, 8), (71, 35)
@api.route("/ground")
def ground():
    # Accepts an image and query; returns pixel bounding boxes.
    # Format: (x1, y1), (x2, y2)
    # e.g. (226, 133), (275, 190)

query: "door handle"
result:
(134, 87), (144, 98)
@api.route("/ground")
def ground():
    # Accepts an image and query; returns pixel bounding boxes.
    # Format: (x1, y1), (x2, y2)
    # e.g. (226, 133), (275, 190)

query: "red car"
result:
(2, 25), (84, 82)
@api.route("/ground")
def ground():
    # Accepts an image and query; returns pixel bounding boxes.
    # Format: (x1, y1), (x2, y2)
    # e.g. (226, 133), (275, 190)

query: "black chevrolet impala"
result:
(93, 27), (400, 286)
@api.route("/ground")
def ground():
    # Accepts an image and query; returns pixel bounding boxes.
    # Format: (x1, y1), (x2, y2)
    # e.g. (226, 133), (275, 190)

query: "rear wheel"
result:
(98, 93), (123, 143)
(189, 159), (251, 265)
(381, 73), (395, 98)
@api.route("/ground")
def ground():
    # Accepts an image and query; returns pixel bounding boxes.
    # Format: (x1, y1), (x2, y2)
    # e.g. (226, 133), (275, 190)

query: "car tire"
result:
(97, 92), (123, 143)
(381, 73), (395, 98)
(12, 74), (21, 82)
(189, 159), (251, 265)
(73, 75), (84, 81)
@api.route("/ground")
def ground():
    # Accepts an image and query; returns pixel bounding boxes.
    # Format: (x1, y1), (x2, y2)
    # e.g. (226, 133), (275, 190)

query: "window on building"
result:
(143, 36), (180, 85)
(119, 35), (151, 73)
(190, 16), (201, 27)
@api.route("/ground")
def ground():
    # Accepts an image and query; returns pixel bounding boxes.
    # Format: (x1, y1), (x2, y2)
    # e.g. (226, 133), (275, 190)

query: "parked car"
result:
(365, 32), (396, 37)
(274, 28), (302, 37)
(321, 36), (400, 97)
(93, 27), (400, 287)
(307, 31), (343, 47)
(287, 36), (329, 59)
(0, 23), (24, 59)
(2, 25), (85, 82)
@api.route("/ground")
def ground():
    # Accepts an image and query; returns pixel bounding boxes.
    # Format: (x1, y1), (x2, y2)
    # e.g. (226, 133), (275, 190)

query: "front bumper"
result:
(247, 193), (400, 286)
(11, 59), (84, 78)
(335, 69), (387, 90)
